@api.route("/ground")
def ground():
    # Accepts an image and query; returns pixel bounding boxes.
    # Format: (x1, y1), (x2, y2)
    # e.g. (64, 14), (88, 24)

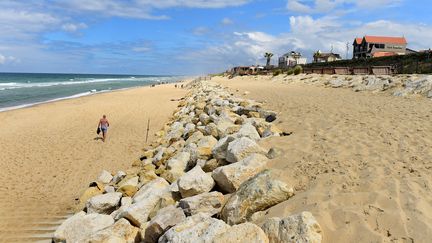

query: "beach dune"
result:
(0, 84), (186, 242)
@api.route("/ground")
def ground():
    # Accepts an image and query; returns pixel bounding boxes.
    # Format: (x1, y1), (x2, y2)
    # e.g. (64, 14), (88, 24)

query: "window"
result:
(374, 44), (385, 49)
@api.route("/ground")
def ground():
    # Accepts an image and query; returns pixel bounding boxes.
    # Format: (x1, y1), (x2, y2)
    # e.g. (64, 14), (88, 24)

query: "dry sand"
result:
(213, 76), (432, 243)
(0, 84), (186, 242)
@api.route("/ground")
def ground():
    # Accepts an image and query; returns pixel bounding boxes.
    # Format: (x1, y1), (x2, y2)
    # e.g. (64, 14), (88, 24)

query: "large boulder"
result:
(179, 191), (224, 217)
(143, 205), (186, 243)
(236, 123), (261, 141)
(162, 152), (191, 183)
(212, 135), (236, 160)
(221, 170), (294, 225)
(261, 212), (322, 243)
(212, 153), (268, 193)
(86, 192), (122, 214)
(178, 166), (215, 198)
(226, 137), (267, 163)
(196, 136), (218, 159)
(158, 213), (230, 243)
(119, 178), (172, 227)
(53, 212), (114, 242)
(213, 222), (269, 243)
(83, 218), (141, 243)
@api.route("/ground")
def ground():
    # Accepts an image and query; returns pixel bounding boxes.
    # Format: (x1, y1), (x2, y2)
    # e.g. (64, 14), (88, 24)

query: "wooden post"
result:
(145, 118), (150, 143)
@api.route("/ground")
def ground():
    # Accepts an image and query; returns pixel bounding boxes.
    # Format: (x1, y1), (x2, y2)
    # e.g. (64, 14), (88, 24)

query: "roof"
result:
(364, 36), (407, 44)
(372, 52), (398, 58)
(354, 38), (362, 45)
(319, 52), (341, 58)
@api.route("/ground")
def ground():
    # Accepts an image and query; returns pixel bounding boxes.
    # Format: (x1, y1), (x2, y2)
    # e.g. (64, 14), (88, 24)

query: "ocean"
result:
(0, 73), (182, 112)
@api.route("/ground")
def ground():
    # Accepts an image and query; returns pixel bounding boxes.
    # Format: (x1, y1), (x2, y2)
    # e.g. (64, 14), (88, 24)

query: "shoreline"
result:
(0, 80), (186, 113)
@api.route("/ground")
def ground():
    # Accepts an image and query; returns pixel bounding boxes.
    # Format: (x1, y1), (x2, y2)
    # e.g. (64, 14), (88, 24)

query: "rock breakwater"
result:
(53, 78), (323, 243)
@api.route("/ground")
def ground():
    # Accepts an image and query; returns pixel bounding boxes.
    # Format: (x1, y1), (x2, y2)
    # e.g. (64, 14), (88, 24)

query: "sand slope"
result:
(0, 84), (186, 242)
(214, 76), (432, 242)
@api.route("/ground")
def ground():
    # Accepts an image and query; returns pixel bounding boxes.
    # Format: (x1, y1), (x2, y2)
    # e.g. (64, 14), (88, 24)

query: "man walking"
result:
(98, 115), (110, 142)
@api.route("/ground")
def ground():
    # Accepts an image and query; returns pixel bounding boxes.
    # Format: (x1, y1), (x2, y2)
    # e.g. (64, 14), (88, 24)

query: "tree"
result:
(313, 50), (321, 63)
(264, 52), (274, 68)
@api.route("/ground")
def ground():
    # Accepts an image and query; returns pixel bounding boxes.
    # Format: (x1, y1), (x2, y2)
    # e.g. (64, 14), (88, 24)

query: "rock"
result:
(221, 170), (294, 225)
(267, 147), (282, 159)
(138, 170), (159, 185)
(112, 171), (127, 185)
(236, 123), (261, 141)
(121, 197), (132, 207)
(213, 222), (269, 243)
(75, 187), (104, 212)
(185, 131), (204, 145)
(265, 114), (277, 123)
(117, 185), (138, 197)
(196, 136), (218, 159)
(53, 212), (114, 243)
(179, 191), (224, 217)
(104, 186), (115, 193)
(216, 120), (240, 138)
(204, 123), (219, 138)
(118, 176), (139, 188)
(166, 121), (185, 142)
(120, 178), (171, 227)
(261, 212), (322, 243)
(212, 153), (268, 193)
(262, 124), (282, 138)
(183, 123), (196, 138)
(202, 159), (228, 173)
(98, 170), (113, 184)
(162, 151), (191, 183)
(178, 166), (215, 198)
(199, 113), (211, 125)
(86, 192), (122, 214)
(144, 205), (186, 243)
(226, 137), (267, 163)
(84, 218), (141, 243)
(158, 213), (230, 243)
(212, 135), (236, 160)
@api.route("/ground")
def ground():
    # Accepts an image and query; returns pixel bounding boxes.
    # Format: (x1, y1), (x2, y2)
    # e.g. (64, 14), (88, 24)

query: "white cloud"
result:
(221, 17), (233, 25)
(286, 0), (402, 14)
(61, 23), (88, 32)
(0, 54), (19, 64)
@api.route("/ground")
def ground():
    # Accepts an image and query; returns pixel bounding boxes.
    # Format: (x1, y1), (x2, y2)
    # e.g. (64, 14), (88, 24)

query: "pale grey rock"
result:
(212, 153), (268, 193)
(163, 152), (191, 183)
(104, 185), (115, 193)
(144, 205), (186, 243)
(179, 191), (224, 217)
(119, 178), (171, 227)
(185, 131), (204, 145)
(112, 171), (127, 184)
(158, 213), (230, 243)
(53, 212), (114, 243)
(83, 218), (141, 243)
(226, 137), (267, 163)
(178, 166), (215, 198)
(236, 123), (261, 141)
(86, 192), (122, 214)
(221, 170), (294, 225)
(212, 135), (236, 161)
(261, 212), (322, 243)
(98, 170), (113, 184)
(213, 222), (269, 243)
(196, 135), (218, 159)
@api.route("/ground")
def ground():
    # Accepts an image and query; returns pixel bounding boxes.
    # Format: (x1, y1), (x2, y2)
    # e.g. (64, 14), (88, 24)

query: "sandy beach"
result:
(213, 75), (432, 242)
(0, 84), (186, 242)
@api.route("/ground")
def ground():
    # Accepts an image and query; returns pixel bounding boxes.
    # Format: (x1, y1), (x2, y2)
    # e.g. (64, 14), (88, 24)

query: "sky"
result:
(0, 0), (431, 75)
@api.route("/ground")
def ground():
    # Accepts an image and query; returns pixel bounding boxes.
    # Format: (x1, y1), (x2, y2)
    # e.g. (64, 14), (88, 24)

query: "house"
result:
(278, 51), (307, 68)
(353, 35), (407, 59)
(313, 51), (341, 63)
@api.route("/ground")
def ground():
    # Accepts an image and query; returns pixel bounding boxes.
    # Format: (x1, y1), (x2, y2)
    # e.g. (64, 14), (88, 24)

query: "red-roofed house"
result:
(353, 35), (408, 59)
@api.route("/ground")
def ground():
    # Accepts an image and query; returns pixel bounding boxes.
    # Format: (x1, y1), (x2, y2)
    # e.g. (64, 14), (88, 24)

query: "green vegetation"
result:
(272, 69), (283, 76)
(287, 69), (294, 75)
(293, 65), (303, 75)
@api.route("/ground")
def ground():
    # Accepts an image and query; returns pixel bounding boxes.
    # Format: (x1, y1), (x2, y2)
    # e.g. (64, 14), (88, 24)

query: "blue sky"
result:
(0, 0), (431, 75)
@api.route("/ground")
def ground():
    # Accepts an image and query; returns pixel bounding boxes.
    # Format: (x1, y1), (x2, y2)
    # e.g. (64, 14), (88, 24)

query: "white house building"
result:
(278, 51), (307, 68)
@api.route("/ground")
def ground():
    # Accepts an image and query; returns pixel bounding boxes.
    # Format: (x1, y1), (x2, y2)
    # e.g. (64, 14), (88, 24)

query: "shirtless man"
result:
(98, 115), (110, 142)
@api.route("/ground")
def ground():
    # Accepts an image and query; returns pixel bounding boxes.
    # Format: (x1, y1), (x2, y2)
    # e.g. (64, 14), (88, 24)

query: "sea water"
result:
(0, 73), (181, 112)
